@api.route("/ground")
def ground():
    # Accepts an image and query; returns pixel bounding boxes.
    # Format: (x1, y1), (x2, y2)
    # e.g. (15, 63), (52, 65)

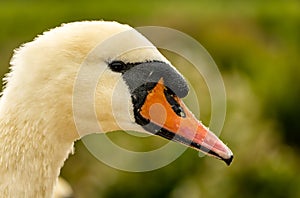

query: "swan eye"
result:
(108, 61), (127, 73)
(164, 88), (186, 118)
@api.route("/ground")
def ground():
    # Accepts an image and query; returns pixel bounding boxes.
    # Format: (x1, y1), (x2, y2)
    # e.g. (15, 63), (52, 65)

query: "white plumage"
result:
(0, 21), (163, 197)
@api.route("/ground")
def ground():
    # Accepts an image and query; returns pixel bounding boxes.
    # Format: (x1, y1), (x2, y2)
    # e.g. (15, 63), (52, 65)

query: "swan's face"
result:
(92, 46), (233, 165)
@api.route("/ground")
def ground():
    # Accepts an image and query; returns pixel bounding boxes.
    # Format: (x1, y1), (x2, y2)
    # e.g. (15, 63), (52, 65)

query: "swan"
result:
(0, 21), (233, 197)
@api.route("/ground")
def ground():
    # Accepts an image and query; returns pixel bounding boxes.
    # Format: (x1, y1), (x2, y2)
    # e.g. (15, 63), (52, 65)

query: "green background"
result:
(0, 0), (299, 197)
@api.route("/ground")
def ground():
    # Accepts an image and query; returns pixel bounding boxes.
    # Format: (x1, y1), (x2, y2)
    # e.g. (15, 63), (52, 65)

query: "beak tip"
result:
(223, 155), (234, 166)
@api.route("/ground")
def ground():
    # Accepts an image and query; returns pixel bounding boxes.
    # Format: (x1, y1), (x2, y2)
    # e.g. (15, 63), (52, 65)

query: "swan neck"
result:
(0, 102), (75, 197)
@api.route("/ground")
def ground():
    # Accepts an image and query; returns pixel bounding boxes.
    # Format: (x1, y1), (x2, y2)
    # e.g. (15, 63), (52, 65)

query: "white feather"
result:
(0, 21), (171, 197)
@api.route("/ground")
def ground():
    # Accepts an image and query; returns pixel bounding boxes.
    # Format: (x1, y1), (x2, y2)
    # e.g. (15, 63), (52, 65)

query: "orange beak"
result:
(139, 79), (233, 165)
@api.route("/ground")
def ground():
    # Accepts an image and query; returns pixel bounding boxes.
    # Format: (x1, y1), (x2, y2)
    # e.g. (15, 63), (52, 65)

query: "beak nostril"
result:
(164, 88), (186, 118)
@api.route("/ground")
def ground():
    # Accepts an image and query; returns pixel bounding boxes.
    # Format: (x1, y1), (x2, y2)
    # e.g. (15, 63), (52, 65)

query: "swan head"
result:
(4, 21), (233, 165)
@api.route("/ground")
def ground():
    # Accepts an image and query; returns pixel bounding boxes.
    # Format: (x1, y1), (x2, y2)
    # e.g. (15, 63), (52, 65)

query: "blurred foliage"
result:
(0, 0), (299, 197)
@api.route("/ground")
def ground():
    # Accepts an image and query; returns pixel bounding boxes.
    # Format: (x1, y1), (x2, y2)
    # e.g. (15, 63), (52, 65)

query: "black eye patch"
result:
(108, 60), (189, 98)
